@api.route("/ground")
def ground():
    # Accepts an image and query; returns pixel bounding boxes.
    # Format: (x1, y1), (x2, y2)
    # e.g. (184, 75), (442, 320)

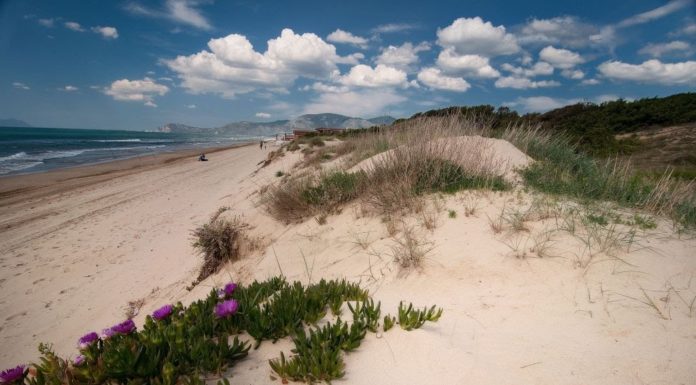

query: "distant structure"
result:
(277, 127), (346, 141)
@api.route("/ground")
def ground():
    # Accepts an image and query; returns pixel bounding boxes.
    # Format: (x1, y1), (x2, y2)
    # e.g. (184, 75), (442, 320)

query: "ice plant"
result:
(152, 304), (174, 321)
(77, 331), (99, 349)
(218, 282), (237, 298)
(0, 365), (25, 384)
(73, 355), (86, 367)
(110, 319), (136, 335)
(214, 299), (239, 318)
(101, 327), (115, 339)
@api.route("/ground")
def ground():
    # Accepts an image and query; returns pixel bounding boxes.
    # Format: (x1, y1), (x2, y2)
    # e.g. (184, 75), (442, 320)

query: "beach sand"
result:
(1, 140), (695, 384)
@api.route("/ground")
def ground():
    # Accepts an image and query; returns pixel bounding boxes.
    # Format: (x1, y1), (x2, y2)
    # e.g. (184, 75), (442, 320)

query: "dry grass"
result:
(391, 224), (433, 270)
(191, 207), (255, 282)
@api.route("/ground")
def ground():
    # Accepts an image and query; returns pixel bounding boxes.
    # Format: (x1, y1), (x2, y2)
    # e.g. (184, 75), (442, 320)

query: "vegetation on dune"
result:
(6, 277), (442, 385)
(409, 92), (696, 157)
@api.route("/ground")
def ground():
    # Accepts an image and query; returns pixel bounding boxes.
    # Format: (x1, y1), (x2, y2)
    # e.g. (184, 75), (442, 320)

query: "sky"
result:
(0, 0), (695, 131)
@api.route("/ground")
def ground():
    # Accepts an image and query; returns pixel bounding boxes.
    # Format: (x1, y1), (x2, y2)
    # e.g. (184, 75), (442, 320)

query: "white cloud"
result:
(375, 42), (430, 72)
(339, 64), (408, 88)
(303, 89), (406, 117)
(561, 69), (585, 79)
(104, 77), (169, 106)
(501, 61), (554, 77)
(494, 76), (560, 89)
(64, 21), (85, 32)
(371, 23), (419, 34)
(12, 82), (30, 90)
(598, 59), (696, 85)
(506, 96), (582, 112)
(517, 16), (598, 48)
(617, 0), (692, 28)
(38, 18), (54, 27)
(590, 0), (692, 47)
(186, 104), (197, 109)
(125, 0), (212, 30)
(60, 85), (78, 92)
(437, 17), (519, 57)
(326, 29), (368, 48)
(581, 78), (600, 85)
(301, 82), (349, 93)
(417, 68), (470, 92)
(165, 29), (357, 97)
(672, 22), (696, 36)
(436, 48), (500, 78)
(638, 41), (691, 57)
(539, 46), (585, 69)
(255, 112), (271, 118)
(92, 26), (119, 39)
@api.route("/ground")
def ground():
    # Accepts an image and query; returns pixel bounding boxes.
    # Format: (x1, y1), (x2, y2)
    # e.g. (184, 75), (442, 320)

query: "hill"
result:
(0, 118), (31, 127)
(159, 113), (395, 136)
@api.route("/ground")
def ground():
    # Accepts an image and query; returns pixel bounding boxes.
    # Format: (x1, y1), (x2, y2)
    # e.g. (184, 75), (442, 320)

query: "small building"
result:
(315, 127), (345, 135)
(292, 129), (315, 138)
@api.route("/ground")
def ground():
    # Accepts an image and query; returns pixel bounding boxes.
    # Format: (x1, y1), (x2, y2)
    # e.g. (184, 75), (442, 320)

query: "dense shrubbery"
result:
(5, 277), (442, 385)
(408, 93), (696, 156)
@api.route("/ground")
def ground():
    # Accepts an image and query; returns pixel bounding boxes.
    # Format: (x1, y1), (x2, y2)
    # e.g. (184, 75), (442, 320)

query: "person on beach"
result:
(198, 153), (208, 161)
(259, 140), (263, 149)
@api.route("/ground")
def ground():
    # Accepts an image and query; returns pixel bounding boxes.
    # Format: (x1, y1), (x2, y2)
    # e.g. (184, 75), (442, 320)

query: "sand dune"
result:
(1, 140), (695, 384)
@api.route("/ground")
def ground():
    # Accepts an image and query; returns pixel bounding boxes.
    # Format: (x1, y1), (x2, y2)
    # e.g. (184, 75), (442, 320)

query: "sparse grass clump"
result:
(504, 125), (696, 228)
(192, 208), (251, 282)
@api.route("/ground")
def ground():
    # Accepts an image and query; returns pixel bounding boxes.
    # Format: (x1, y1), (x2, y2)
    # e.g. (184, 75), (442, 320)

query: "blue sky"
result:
(1, 0), (694, 131)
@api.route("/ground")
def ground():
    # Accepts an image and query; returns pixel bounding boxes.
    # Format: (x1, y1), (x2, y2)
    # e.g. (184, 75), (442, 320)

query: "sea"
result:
(0, 126), (259, 176)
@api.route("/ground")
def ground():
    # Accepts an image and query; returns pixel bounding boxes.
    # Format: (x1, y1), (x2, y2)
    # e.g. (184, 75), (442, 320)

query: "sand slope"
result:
(1, 140), (695, 385)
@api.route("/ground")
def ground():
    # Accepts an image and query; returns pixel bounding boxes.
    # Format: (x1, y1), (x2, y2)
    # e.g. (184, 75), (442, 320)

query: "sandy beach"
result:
(1, 139), (695, 384)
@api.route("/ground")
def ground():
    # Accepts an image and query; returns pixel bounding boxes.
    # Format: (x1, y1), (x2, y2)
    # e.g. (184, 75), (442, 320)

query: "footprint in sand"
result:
(5, 311), (27, 321)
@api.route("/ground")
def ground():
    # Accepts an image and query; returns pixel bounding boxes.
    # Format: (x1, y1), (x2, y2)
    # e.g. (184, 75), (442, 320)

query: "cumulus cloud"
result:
(500, 61), (554, 77)
(436, 48), (500, 78)
(494, 76), (560, 89)
(64, 21), (85, 32)
(638, 41), (692, 57)
(437, 17), (519, 57)
(417, 68), (470, 92)
(598, 59), (696, 85)
(12, 82), (30, 90)
(539, 46), (585, 69)
(125, 0), (212, 30)
(326, 29), (368, 48)
(339, 64), (409, 88)
(38, 18), (54, 27)
(517, 16), (598, 48)
(92, 26), (119, 39)
(375, 42), (430, 72)
(303, 89), (406, 117)
(165, 29), (358, 97)
(104, 77), (169, 106)
(505, 96), (582, 112)
(255, 112), (271, 118)
(581, 78), (600, 85)
(60, 85), (78, 91)
(561, 69), (585, 79)
(371, 23), (419, 34)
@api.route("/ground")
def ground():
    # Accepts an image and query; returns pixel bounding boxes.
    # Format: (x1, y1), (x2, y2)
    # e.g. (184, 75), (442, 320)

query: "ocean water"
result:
(0, 127), (256, 176)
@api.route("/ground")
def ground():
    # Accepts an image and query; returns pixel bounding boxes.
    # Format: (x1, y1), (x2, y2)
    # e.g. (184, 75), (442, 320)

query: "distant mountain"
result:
(0, 118), (31, 127)
(158, 113), (395, 136)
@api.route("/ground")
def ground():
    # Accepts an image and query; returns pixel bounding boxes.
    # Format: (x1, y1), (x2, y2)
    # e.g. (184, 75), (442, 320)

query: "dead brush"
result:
(391, 224), (433, 270)
(191, 208), (253, 282)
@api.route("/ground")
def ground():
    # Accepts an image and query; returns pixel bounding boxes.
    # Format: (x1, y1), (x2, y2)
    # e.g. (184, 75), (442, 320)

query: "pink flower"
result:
(152, 304), (174, 321)
(77, 332), (99, 349)
(0, 365), (25, 384)
(214, 299), (239, 318)
(218, 282), (237, 299)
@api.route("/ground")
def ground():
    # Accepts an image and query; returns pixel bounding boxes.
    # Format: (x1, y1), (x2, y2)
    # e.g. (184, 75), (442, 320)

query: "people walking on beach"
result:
(259, 140), (263, 149)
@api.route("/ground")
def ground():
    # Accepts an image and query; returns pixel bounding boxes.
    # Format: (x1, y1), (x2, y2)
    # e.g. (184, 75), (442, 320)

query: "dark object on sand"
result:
(198, 153), (208, 161)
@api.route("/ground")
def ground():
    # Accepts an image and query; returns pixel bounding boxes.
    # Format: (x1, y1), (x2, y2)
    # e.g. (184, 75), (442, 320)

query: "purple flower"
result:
(101, 327), (115, 339)
(77, 332), (99, 349)
(110, 319), (136, 335)
(218, 282), (237, 299)
(73, 355), (86, 367)
(214, 299), (239, 318)
(0, 365), (25, 384)
(152, 304), (174, 321)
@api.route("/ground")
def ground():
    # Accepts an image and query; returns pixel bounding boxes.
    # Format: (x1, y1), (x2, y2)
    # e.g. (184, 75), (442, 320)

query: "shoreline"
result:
(0, 142), (254, 206)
